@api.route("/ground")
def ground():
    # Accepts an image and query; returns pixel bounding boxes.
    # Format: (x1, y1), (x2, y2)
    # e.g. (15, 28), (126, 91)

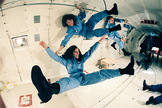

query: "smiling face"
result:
(108, 18), (114, 24)
(73, 48), (80, 59)
(66, 19), (74, 26)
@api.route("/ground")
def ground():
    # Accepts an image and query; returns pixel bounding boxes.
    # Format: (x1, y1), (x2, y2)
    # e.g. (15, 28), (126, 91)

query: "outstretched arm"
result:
(82, 35), (107, 62)
(115, 18), (128, 23)
(76, 5), (86, 20)
(55, 33), (74, 55)
(76, 5), (84, 12)
(40, 41), (67, 66)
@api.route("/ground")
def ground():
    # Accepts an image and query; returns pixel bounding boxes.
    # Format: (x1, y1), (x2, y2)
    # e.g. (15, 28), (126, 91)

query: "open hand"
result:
(75, 5), (82, 9)
(39, 41), (48, 49)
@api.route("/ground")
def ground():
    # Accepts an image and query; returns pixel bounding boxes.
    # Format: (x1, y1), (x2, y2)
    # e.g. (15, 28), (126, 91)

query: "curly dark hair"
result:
(62, 45), (83, 61)
(62, 14), (77, 27)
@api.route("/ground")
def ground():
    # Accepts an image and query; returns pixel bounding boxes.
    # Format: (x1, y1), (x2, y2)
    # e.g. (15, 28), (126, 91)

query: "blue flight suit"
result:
(60, 11), (111, 47)
(150, 84), (162, 104)
(105, 18), (124, 49)
(46, 42), (121, 94)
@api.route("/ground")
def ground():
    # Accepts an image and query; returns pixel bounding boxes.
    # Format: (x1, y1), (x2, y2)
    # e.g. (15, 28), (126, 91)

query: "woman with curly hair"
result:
(55, 3), (121, 55)
(31, 35), (135, 103)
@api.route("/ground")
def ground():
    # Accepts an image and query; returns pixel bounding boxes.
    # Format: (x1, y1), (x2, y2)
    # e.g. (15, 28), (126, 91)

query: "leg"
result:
(139, 58), (145, 65)
(81, 56), (135, 86)
(86, 28), (109, 38)
(112, 32), (131, 56)
(155, 95), (162, 104)
(150, 84), (162, 93)
(86, 11), (109, 30)
(86, 25), (121, 38)
(146, 95), (162, 105)
(113, 37), (124, 50)
(56, 76), (81, 94)
(86, 3), (118, 30)
(156, 47), (161, 62)
(114, 31), (122, 39)
(80, 69), (121, 86)
(31, 65), (52, 103)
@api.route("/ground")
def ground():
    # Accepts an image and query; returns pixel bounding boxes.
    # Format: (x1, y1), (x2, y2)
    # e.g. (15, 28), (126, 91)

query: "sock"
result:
(109, 24), (121, 32)
(119, 56), (134, 75)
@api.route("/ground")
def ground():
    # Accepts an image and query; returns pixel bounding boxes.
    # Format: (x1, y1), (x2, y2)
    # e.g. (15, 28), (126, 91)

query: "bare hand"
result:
(125, 20), (128, 23)
(55, 50), (60, 55)
(55, 46), (64, 55)
(75, 5), (82, 9)
(120, 38), (125, 41)
(39, 41), (48, 49)
(98, 35), (107, 43)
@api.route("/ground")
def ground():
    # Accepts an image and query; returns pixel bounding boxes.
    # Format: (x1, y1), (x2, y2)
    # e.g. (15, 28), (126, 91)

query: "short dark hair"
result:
(106, 16), (113, 21)
(62, 45), (83, 61)
(62, 14), (77, 27)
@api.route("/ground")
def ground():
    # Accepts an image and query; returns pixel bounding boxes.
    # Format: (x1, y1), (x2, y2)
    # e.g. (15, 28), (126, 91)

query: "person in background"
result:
(136, 51), (153, 70)
(143, 80), (162, 105)
(105, 16), (132, 56)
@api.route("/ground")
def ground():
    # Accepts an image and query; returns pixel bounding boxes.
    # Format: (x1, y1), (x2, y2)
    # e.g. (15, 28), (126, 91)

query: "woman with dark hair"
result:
(32, 35), (135, 103)
(55, 3), (121, 55)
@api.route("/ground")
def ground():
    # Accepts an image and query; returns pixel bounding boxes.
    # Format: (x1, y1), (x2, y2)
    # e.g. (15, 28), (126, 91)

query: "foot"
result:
(136, 61), (140, 66)
(126, 56), (134, 75)
(124, 50), (132, 56)
(143, 80), (151, 91)
(128, 56), (134, 69)
(109, 3), (118, 15)
(146, 96), (155, 105)
(111, 42), (117, 50)
(31, 65), (52, 103)
(119, 56), (134, 75)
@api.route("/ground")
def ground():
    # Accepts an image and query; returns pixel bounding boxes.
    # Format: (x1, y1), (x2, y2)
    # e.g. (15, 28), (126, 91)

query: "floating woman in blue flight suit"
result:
(143, 80), (162, 105)
(105, 16), (132, 56)
(55, 3), (121, 55)
(31, 35), (135, 103)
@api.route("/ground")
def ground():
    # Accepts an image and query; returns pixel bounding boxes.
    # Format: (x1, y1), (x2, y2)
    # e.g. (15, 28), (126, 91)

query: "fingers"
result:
(55, 50), (59, 55)
(75, 4), (81, 9)
(39, 41), (44, 45)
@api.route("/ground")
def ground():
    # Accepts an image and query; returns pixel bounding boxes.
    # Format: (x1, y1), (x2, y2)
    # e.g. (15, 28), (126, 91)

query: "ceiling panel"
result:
(143, 0), (161, 10)
(124, 0), (145, 13)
